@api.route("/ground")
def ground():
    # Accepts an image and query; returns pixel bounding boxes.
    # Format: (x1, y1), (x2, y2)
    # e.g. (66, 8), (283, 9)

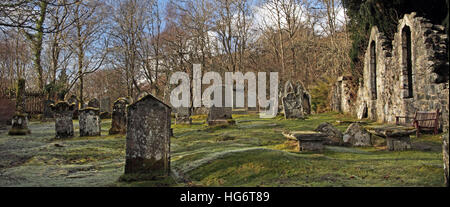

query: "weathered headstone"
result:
(343, 123), (372, 146)
(282, 80), (311, 119)
(87, 98), (100, 108)
(8, 79), (31, 135)
(79, 107), (101, 137)
(109, 97), (129, 135)
(51, 101), (76, 139)
(207, 105), (233, 126)
(206, 85), (234, 126)
(315, 122), (344, 145)
(175, 107), (192, 125)
(282, 92), (304, 119)
(125, 94), (171, 176)
(8, 113), (31, 135)
(296, 83), (311, 115)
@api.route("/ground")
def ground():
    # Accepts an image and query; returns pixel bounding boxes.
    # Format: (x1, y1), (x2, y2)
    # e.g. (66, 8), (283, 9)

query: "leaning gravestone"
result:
(87, 98), (100, 108)
(109, 97), (129, 135)
(8, 79), (31, 135)
(175, 107), (192, 125)
(51, 101), (76, 138)
(343, 123), (372, 146)
(125, 94), (171, 176)
(79, 107), (101, 137)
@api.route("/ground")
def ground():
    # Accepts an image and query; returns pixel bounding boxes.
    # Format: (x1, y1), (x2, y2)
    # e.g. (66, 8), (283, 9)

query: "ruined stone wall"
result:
(356, 13), (449, 130)
(331, 76), (354, 114)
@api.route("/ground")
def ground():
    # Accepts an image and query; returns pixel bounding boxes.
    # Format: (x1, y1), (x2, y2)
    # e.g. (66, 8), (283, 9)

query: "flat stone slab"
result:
(365, 125), (415, 151)
(282, 131), (326, 152)
(365, 125), (416, 138)
(283, 130), (327, 141)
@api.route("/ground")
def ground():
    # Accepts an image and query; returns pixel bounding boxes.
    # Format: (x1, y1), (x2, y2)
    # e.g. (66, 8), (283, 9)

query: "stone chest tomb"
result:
(125, 94), (171, 176)
(51, 101), (76, 138)
(79, 107), (101, 137)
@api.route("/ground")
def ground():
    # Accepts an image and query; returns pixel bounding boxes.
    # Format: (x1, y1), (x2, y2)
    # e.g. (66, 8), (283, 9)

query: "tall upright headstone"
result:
(125, 94), (171, 176)
(282, 80), (311, 119)
(51, 101), (76, 139)
(79, 107), (101, 137)
(109, 97), (129, 135)
(8, 79), (30, 135)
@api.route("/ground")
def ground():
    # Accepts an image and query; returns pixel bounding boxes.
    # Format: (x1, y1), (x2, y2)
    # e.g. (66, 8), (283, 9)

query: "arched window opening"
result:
(402, 26), (413, 98)
(370, 41), (377, 100)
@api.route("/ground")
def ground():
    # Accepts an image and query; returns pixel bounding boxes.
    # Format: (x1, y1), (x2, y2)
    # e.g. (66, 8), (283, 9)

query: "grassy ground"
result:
(0, 112), (445, 187)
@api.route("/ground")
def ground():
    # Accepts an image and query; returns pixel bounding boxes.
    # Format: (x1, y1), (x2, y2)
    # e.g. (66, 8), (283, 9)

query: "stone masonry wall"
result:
(356, 13), (449, 131)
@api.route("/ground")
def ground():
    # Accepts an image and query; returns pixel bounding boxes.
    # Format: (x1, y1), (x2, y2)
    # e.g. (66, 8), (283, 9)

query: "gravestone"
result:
(8, 79), (31, 135)
(79, 107), (101, 137)
(343, 123), (372, 146)
(282, 80), (311, 119)
(109, 97), (129, 135)
(42, 100), (55, 119)
(207, 106), (233, 126)
(8, 113), (31, 135)
(125, 94), (171, 176)
(296, 83), (311, 115)
(282, 92), (304, 119)
(51, 101), (76, 138)
(207, 85), (234, 126)
(87, 98), (100, 108)
(175, 107), (192, 125)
